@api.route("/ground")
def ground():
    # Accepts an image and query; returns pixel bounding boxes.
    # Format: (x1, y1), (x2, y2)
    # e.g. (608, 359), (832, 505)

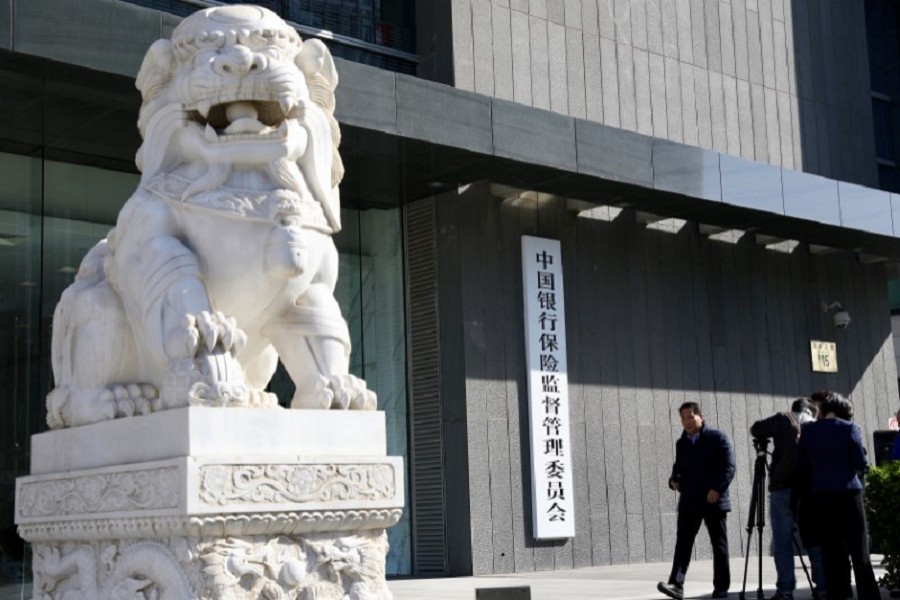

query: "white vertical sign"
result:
(521, 235), (575, 539)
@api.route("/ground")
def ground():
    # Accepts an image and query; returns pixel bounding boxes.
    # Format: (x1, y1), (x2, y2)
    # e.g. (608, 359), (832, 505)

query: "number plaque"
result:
(810, 340), (837, 373)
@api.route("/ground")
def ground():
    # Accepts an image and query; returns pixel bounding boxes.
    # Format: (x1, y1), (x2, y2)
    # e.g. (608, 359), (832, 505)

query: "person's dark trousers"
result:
(817, 490), (881, 600)
(833, 547), (853, 598)
(668, 505), (731, 592)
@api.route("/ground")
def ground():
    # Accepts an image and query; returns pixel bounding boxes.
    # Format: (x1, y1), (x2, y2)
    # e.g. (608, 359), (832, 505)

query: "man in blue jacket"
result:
(797, 393), (881, 599)
(658, 402), (737, 600)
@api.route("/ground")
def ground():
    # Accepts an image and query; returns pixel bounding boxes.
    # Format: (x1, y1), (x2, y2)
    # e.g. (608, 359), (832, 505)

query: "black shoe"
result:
(769, 593), (793, 600)
(657, 581), (684, 600)
(711, 590), (729, 599)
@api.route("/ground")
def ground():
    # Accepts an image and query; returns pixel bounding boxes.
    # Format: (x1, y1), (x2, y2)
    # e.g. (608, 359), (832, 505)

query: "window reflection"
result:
(121, 0), (417, 73)
(0, 153), (43, 592)
(865, 0), (900, 193)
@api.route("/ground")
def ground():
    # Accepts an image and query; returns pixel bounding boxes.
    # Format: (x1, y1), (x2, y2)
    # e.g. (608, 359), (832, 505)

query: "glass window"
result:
(340, 208), (410, 574)
(878, 163), (900, 193)
(0, 152), (43, 590)
(865, 0), (900, 98)
(873, 97), (895, 161)
(120, 0), (417, 72)
(284, 0), (415, 54)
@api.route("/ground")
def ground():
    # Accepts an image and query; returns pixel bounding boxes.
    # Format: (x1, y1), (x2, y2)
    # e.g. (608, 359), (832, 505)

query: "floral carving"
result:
(199, 464), (395, 505)
(18, 468), (179, 518)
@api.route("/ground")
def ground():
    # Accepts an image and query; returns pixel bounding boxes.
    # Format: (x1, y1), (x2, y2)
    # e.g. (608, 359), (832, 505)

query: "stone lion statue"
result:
(47, 5), (377, 429)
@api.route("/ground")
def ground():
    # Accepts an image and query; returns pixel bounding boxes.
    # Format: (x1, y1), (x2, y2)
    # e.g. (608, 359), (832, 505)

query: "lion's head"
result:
(134, 5), (343, 231)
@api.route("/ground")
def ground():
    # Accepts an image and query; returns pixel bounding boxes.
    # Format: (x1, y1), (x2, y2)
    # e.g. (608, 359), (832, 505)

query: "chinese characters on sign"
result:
(521, 236), (575, 539)
(810, 340), (837, 373)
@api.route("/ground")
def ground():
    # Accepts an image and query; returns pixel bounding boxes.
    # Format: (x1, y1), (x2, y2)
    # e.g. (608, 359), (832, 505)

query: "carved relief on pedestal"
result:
(199, 530), (391, 600)
(30, 531), (391, 600)
(17, 468), (179, 519)
(199, 463), (395, 505)
(32, 540), (192, 600)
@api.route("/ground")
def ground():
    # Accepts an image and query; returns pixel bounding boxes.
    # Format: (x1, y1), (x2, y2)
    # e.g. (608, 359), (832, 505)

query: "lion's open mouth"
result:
(186, 98), (302, 143)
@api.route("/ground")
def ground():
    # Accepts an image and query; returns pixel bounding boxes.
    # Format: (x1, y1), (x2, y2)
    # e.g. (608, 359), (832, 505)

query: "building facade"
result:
(1, 0), (899, 591)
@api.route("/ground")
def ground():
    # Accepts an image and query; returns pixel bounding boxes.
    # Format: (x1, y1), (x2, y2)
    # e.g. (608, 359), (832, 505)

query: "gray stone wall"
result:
(435, 182), (897, 575)
(5, 0), (880, 187)
(446, 0), (878, 186)
(1, 0), (179, 78)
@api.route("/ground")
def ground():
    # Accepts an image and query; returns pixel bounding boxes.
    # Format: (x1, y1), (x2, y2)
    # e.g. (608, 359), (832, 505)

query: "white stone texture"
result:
(30, 407), (388, 475)
(18, 410), (403, 597)
(44, 4), (377, 432)
(18, 7), (403, 598)
(17, 455), (404, 529)
(28, 531), (393, 600)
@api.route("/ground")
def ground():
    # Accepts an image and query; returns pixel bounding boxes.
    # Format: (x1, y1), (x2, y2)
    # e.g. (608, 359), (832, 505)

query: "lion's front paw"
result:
(248, 389), (279, 408)
(329, 374), (377, 410)
(161, 352), (249, 409)
(169, 311), (247, 359)
(291, 374), (377, 410)
(99, 383), (160, 418)
(46, 383), (159, 429)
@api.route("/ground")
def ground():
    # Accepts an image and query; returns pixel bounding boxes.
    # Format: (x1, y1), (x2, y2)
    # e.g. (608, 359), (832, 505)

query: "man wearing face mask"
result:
(658, 402), (736, 600)
(750, 398), (823, 600)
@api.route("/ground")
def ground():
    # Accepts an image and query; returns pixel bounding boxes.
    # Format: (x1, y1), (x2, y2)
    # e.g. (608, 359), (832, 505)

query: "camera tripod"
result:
(739, 439), (817, 600)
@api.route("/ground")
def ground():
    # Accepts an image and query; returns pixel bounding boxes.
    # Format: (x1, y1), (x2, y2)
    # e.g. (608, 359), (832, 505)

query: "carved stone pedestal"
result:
(16, 408), (403, 599)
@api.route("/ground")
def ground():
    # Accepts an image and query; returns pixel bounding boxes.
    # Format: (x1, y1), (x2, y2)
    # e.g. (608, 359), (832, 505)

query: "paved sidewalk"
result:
(0, 554), (888, 599)
(390, 555), (889, 600)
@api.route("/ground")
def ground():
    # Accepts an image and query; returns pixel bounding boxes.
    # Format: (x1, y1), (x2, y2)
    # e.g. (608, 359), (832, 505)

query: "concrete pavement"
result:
(0, 554), (888, 599)
(389, 555), (889, 600)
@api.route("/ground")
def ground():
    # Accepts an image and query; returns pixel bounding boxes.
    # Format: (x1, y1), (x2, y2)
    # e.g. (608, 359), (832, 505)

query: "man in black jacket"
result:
(658, 402), (736, 600)
(750, 398), (821, 600)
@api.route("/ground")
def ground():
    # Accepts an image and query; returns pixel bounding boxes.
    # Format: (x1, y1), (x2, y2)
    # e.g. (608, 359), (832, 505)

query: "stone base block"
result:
(16, 408), (403, 599)
(29, 407), (388, 475)
(28, 529), (392, 599)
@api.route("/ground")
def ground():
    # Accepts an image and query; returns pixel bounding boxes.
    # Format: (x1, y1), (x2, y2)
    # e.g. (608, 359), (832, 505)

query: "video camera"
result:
(752, 436), (770, 457)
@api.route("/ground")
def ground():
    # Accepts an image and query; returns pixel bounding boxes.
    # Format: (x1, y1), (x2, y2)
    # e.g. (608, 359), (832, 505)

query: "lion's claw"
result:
(221, 327), (235, 351)
(171, 311), (246, 359)
(197, 311), (218, 352)
(232, 330), (248, 356)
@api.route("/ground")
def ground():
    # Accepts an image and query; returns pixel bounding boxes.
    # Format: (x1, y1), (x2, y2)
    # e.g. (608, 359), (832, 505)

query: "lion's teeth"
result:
(204, 124), (218, 143)
(197, 100), (211, 119)
(278, 96), (297, 118)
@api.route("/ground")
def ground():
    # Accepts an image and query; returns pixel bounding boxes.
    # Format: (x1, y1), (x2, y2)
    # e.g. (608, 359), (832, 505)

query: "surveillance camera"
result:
(833, 310), (851, 329)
